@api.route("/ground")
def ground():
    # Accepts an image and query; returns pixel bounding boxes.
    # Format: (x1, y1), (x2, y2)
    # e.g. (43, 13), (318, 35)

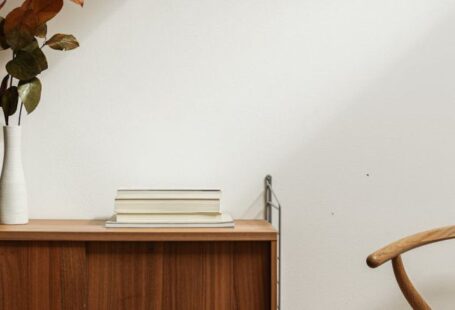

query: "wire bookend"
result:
(264, 175), (282, 310)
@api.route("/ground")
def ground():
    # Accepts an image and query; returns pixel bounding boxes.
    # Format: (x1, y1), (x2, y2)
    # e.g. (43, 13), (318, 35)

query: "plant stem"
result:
(18, 102), (23, 126)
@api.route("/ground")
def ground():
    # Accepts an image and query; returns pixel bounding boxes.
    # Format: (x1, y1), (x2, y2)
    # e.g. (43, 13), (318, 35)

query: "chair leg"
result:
(392, 255), (431, 310)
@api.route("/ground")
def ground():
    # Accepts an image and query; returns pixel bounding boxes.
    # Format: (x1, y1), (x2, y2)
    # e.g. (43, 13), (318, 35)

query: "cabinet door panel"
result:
(87, 242), (164, 310)
(0, 241), (86, 310)
(0, 240), (271, 310)
(87, 241), (270, 310)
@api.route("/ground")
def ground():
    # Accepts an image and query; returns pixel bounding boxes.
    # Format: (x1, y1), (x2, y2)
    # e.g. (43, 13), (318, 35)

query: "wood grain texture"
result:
(49, 242), (87, 310)
(392, 256), (431, 310)
(87, 242), (163, 309)
(367, 225), (455, 267)
(366, 226), (453, 309)
(0, 241), (86, 310)
(232, 242), (271, 310)
(0, 219), (277, 241)
(87, 241), (271, 310)
(270, 240), (277, 310)
(0, 221), (277, 309)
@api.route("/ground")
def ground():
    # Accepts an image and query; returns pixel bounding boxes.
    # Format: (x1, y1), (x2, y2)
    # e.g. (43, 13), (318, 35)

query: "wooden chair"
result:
(367, 226), (455, 310)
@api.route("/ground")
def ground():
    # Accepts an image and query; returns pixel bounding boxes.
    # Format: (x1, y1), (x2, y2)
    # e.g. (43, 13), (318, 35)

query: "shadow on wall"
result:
(48, 0), (126, 66)
(241, 191), (264, 219)
(0, 1), (125, 68)
(55, 1), (126, 36)
(270, 9), (455, 310)
(0, 0), (126, 133)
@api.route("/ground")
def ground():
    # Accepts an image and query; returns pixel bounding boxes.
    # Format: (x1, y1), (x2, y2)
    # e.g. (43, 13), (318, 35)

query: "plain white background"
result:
(4, 0), (455, 308)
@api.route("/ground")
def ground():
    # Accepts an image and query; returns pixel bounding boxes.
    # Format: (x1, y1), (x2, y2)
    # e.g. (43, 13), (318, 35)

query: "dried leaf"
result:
(21, 0), (63, 24)
(70, 0), (83, 7)
(1, 86), (18, 117)
(45, 33), (78, 51)
(18, 77), (41, 113)
(4, 7), (39, 33)
(4, 7), (39, 49)
(0, 0), (6, 11)
(3, 0), (63, 50)
(6, 48), (48, 80)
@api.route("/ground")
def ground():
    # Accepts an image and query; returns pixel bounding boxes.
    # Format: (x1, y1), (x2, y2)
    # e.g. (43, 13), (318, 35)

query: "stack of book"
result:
(105, 189), (234, 228)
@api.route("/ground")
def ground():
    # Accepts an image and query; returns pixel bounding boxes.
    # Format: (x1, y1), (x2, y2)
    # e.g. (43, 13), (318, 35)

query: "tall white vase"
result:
(0, 126), (28, 224)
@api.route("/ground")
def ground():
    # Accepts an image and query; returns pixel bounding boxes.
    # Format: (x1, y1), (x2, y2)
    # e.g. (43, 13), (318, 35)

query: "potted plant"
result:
(0, 0), (83, 224)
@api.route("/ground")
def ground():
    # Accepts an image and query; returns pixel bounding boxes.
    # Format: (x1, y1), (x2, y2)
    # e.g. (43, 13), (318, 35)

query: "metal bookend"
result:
(264, 175), (282, 310)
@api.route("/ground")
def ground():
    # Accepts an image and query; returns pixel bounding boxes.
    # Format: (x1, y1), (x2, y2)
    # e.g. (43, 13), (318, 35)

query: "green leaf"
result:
(1, 86), (18, 116)
(5, 27), (34, 50)
(6, 47), (48, 80)
(20, 37), (39, 52)
(6, 52), (38, 80)
(34, 23), (46, 38)
(45, 33), (79, 51)
(30, 45), (47, 70)
(18, 77), (41, 113)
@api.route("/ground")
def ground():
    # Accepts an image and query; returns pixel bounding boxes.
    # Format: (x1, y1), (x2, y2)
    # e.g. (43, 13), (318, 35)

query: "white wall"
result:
(6, 0), (455, 308)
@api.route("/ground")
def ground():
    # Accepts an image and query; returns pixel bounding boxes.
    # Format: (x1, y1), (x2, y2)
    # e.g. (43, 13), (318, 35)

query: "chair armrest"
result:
(367, 225), (455, 268)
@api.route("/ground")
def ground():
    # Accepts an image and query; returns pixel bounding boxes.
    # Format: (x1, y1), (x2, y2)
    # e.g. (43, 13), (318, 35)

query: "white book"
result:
(115, 212), (230, 223)
(116, 189), (221, 200)
(114, 199), (220, 214)
(105, 221), (235, 228)
(105, 214), (234, 228)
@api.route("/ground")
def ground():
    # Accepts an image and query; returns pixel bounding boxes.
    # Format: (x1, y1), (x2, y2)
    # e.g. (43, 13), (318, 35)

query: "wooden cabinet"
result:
(0, 220), (277, 310)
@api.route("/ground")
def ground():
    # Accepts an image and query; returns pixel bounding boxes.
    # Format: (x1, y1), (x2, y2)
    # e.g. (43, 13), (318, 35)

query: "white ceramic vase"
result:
(0, 126), (28, 224)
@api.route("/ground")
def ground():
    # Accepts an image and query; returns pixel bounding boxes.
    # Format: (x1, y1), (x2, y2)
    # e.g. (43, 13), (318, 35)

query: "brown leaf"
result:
(45, 33), (79, 51)
(34, 23), (46, 38)
(4, 7), (39, 49)
(70, 0), (83, 7)
(21, 0), (64, 24)
(4, 7), (39, 34)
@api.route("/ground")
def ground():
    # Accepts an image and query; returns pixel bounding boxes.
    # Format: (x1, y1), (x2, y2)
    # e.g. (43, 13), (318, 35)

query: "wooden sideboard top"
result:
(0, 219), (277, 241)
